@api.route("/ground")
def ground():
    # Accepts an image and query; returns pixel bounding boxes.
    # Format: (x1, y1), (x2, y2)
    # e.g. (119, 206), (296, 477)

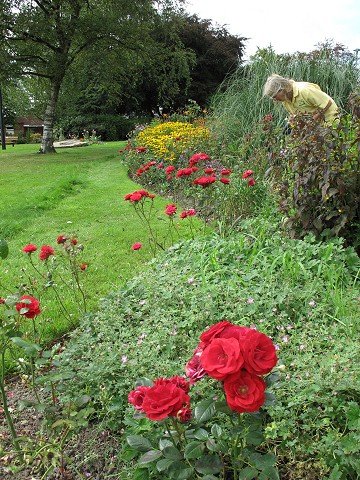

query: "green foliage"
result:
(210, 42), (359, 148)
(57, 114), (151, 141)
(57, 218), (359, 478)
(275, 113), (360, 248)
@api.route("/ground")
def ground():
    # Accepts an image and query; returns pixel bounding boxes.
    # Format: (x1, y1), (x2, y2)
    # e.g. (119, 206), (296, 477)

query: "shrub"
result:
(275, 113), (360, 249)
(135, 121), (210, 162)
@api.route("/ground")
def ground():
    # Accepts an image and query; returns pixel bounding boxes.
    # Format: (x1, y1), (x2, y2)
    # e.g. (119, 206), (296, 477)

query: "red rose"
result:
(204, 168), (215, 174)
(80, 263), (88, 271)
(242, 170), (254, 179)
(141, 381), (190, 421)
(131, 242), (142, 251)
(189, 152), (210, 166)
(200, 337), (244, 380)
(224, 370), (266, 413)
(221, 169), (232, 176)
(177, 405), (192, 423)
(136, 168), (144, 176)
(165, 204), (177, 216)
(15, 295), (41, 319)
(247, 178), (256, 187)
(185, 346), (207, 384)
(193, 176), (216, 188)
(135, 146), (147, 153)
(165, 165), (175, 175)
(167, 375), (190, 393)
(200, 321), (233, 346)
(220, 177), (230, 184)
(71, 238), (78, 245)
(129, 192), (142, 202)
(56, 235), (67, 244)
(128, 385), (151, 411)
(22, 243), (37, 254)
(39, 245), (55, 261)
(240, 329), (278, 375)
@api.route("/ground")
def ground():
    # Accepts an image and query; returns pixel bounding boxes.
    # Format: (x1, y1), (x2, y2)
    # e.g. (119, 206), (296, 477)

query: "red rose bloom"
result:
(165, 204), (177, 216)
(128, 385), (151, 411)
(189, 152), (210, 166)
(204, 167), (215, 174)
(223, 370), (266, 413)
(15, 295), (41, 319)
(168, 376), (190, 393)
(22, 243), (37, 254)
(200, 337), (244, 380)
(242, 170), (254, 179)
(176, 168), (194, 177)
(200, 320), (233, 346)
(136, 168), (144, 176)
(221, 169), (232, 176)
(39, 245), (55, 261)
(141, 381), (190, 421)
(71, 238), (78, 245)
(177, 405), (192, 423)
(165, 165), (175, 175)
(129, 192), (142, 202)
(193, 176), (216, 188)
(131, 242), (142, 250)
(248, 178), (256, 187)
(220, 177), (230, 184)
(56, 235), (67, 244)
(135, 146), (147, 153)
(240, 329), (278, 375)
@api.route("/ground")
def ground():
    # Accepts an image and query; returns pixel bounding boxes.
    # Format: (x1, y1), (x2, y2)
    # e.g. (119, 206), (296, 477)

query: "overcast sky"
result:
(185, 0), (360, 59)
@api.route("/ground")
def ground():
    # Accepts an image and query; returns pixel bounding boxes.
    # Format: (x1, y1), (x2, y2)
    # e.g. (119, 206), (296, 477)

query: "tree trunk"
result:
(39, 79), (61, 154)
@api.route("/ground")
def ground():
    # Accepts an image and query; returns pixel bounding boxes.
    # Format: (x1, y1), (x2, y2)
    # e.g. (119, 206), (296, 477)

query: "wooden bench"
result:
(5, 136), (18, 146)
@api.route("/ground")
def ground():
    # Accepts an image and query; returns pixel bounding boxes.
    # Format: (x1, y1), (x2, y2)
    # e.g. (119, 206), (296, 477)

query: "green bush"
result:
(56, 114), (152, 141)
(275, 113), (360, 249)
(57, 217), (359, 479)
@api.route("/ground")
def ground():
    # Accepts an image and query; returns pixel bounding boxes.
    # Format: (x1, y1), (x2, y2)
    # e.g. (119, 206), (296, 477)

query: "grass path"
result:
(0, 142), (196, 342)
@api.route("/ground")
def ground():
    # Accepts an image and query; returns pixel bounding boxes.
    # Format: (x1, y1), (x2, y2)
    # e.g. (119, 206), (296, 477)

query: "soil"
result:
(0, 376), (122, 480)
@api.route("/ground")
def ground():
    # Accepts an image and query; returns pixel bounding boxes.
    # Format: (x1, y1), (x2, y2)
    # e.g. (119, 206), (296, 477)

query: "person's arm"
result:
(313, 99), (333, 121)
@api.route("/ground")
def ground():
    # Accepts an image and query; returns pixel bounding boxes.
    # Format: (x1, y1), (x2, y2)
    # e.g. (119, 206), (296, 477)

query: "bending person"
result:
(263, 74), (339, 125)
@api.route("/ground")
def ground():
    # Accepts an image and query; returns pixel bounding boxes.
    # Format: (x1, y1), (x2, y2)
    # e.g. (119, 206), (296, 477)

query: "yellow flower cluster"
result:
(136, 121), (210, 162)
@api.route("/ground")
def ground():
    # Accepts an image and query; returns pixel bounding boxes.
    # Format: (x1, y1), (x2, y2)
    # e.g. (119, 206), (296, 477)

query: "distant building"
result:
(14, 116), (44, 136)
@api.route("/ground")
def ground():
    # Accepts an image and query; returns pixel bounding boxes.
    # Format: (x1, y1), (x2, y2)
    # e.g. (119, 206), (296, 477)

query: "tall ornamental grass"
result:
(210, 43), (360, 147)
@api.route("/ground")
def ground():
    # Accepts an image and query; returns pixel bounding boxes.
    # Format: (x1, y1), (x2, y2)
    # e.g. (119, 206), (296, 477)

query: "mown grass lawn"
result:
(0, 142), (198, 343)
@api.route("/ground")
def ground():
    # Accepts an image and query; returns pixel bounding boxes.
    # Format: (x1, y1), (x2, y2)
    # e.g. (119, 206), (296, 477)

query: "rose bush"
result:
(125, 321), (279, 479)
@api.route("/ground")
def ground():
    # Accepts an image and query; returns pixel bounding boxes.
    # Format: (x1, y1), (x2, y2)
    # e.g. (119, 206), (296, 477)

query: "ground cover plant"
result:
(51, 216), (359, 479)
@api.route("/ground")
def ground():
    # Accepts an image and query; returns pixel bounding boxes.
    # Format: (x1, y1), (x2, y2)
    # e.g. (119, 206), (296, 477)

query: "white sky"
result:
(184, 0), (360, 59)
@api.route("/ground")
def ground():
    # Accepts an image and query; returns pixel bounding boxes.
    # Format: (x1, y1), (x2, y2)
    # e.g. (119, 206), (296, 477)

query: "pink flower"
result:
(165, 204), (177, 216)
(131, 242), (142, 250)
(247, 178), (256, 187)
(185, 346), (207, 384)
(22, 244), (37, 254)
(39, 245), (55, 261)
(242, 170), (254, 179)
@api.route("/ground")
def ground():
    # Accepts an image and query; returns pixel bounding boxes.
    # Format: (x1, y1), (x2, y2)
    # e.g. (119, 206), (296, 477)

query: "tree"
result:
(177, 15), (247, 107)
(0, 0), (180, 153)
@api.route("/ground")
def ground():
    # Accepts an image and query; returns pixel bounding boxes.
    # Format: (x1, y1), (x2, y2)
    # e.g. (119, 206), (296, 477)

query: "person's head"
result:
(263, 74), (293, 101)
